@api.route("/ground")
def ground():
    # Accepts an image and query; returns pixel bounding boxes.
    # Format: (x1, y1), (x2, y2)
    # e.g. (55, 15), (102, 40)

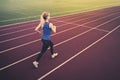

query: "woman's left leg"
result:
(49, 41), (54, 55)
(49, 40), (58, 58)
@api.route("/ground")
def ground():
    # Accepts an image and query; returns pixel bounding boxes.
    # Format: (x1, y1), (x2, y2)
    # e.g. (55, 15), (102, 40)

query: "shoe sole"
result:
(33, 62), (38, 69)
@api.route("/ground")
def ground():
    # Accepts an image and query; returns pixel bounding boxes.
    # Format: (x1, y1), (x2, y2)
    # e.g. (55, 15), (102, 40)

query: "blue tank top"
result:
(42, 22), (51, 40)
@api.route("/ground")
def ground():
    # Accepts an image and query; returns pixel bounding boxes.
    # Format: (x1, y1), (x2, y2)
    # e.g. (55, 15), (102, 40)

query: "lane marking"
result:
(81, 25), (110, 32)
(1, 21), (119, 71)
(0, 11), (119, 43)
(73, 13), (120, 25)
(0, 9), (100, 32)
(53, 15), (120, 32)
(0, 22), (36, 32)
(0, 12), (106, 43)
(0, 14), (119, 54)
(0, 21), (38, 31)
(0, 26), (96, 71)
(38, 24), (120, 80)
(0, 11), (109, 43)
(0, 8), (102, 23)
(0, 12), (97, 35)
(0, 10), (120, 71)
(1, 15), (119, 70)
(0, 25), (85, 54)
(0, 33), (36, 44)
(0, 27), (35, 37)
(0, 6), (118, 27)
(0, 23), (71, 43)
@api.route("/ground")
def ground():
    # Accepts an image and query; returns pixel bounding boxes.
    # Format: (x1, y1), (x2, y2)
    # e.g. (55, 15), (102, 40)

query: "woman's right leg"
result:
(36, 40), (49, 62)
(33, 39), (49, 68)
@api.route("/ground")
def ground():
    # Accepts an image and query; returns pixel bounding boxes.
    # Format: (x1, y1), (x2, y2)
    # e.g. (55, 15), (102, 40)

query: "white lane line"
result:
(0, 6), (117, 23)
(52, 20), (110, 33)
(0, 21), (38, 32)
(38, 24), (120, 80)
(0, 6), (117, 28)
(52, 18), (109, 32)
(0, 14), (119, 54)
(0, 9), (120, 36)
(0, 13), (79, 32)
(0, 8), (99, 23)
(0, 13), (104, 43)
(53, 16), (120, 32)
(81, 25), (110, 32)
(0, 9), (99, 32)
(74, 12), (120, 24)
(53, 20), (110, 33)
(0, 19), (59, 32)
(0, 33), (36, 44)
(1, 15), (119, 71)
(0, 11), (110, 43)
(0, 23), (70, 43)
(0, 26), (91, 71)
(0, 9), (86, 28)
(0, 25), (97, 71)
(53, 12), (98, 22)
(0, 26), (109, 44)
(0, 27), (35, 37)
(0, 12), (93, 35)
(0, 24), (83, 54)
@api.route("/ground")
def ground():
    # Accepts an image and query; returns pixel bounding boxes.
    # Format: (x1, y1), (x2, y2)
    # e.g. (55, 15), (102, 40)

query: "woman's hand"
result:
(35, 30), (41, 34)
(35, 28), (38, 31)
(35, 27), (41, 34)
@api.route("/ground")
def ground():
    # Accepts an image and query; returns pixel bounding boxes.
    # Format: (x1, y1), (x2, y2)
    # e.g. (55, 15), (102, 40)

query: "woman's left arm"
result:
(49, 23), (56, 33)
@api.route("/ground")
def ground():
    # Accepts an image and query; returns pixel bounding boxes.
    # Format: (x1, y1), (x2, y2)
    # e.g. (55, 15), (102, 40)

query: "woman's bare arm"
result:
(35, 15), (44, 33)
(49, 23), (56, 33)
(35, 23), (41, 31)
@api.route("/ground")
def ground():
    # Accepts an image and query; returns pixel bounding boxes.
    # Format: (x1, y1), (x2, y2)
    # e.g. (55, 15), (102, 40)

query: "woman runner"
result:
(33, 12), (58, 68)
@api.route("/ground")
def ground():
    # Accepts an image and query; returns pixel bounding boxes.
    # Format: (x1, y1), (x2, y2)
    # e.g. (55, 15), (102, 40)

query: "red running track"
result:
(0, 6), (120, 80)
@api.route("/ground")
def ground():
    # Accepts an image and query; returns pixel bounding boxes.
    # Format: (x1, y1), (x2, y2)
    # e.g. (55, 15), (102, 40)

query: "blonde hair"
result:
(40, 12), (50, 27)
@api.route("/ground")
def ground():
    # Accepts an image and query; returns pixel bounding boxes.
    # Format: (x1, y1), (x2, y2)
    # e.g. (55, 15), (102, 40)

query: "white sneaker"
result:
(33, 61), (39, 68)
(51, 53), (58, 59)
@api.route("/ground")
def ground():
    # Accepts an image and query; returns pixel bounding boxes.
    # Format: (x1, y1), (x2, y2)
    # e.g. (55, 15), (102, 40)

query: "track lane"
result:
(0, 8), (119, 45)
(0, 6), (120, 31)
(0, 9), (95, 31)
(0, 20), (62, 36)
(0, 6), (120, 34)
(83, 13), (120, 27)
(0, 25), (89, 68)
(0, 10), (119, 51)
(43, 26), (120, 80)
(0, 7), (119, 70)
(98, 17), (120, 31)
(0, 29), (107, 80)
(73, 12), (120, 25)
(2, 12), (118, 68)
(0, 24), (76, 51)
(0, 6), (120, 80)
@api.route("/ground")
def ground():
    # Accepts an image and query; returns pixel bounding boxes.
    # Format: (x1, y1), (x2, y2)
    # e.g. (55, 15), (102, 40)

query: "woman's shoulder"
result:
(49, 22), (53, 25)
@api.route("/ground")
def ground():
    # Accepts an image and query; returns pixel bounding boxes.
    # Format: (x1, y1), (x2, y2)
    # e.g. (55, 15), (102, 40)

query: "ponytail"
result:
(40, 12), (45, 28)
(40, 12), (50, 28)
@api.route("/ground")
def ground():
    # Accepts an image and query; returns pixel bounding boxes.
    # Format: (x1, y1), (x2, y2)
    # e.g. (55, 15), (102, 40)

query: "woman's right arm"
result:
(35, 23), (41, 31)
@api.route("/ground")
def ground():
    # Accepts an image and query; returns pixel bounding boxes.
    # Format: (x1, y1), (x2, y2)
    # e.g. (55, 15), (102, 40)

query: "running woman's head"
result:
(41, 12), (50, 21)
